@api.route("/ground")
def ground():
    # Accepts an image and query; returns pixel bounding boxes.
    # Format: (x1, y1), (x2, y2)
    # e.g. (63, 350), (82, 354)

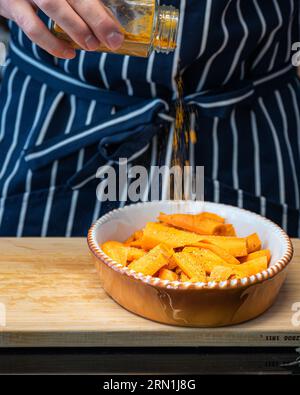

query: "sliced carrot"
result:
(239, 249), (271, 264)
(180, 272), (191, 282)
(126, 247), (146, 262)
(215, 224), (237, 237)
(127, 239), (144, 248)
(195, 236), (248, 258)
(101, 241), (128, 266)
(124, 234), (135, 244)
(167, 256), (179, 270)
(183, 246), (205, 254)
(141, 222), (202, 250)
(246, 233), (262, 253)
(124, 230), (144, 247)
(175, 266), (182, 275)
(183, 247), (227, 265)
(233, 256), (268, 278)
(191, 242), (240, 265)
(183, 247), (233, 274)
(134, 230), (144, 239)
(159, 212), (224, 235)
(172, 252), (207, 282)
(128, 244), (173, 276)
(158, 268), (178, 282)
(209, 266), (233, 282)
(198, 212), (225, 223)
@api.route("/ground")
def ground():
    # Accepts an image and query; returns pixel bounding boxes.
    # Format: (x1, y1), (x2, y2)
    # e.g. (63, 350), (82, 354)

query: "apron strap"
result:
(23, 98), (168, 171)
(185, 63), (295, 118)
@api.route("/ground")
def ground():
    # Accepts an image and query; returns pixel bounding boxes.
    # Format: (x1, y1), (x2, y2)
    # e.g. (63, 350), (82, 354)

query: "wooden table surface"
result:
(0, 238), (299, 348)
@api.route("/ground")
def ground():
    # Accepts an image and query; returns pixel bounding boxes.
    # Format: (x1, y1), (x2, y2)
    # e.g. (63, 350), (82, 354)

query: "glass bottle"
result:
(52, 0), (179, 57)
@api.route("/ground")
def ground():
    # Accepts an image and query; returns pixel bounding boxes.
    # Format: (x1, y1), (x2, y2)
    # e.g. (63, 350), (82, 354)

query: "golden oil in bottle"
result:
(52, 0), (179, 57)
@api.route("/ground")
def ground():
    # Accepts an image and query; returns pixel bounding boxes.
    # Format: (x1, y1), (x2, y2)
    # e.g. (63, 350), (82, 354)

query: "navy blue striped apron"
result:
(0, 0), (299, 237)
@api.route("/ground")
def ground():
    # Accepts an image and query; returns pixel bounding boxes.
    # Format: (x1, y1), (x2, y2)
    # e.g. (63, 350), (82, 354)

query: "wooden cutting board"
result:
(0, 238), (299, 348)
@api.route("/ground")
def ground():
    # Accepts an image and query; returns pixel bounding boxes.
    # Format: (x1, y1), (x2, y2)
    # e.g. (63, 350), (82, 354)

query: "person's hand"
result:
(0, 0), (124, 59)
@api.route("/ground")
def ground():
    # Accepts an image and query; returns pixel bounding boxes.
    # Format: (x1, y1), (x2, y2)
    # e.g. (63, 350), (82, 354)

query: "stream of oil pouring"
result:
(170, 74), (197, 201)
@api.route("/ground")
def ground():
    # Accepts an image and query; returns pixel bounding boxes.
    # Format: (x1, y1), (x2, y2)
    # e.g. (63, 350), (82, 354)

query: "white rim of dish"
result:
(87, 201), (294, 290)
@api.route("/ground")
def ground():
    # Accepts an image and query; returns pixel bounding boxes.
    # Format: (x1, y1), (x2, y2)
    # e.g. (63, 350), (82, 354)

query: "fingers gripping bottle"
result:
(52, 0), (180, 57)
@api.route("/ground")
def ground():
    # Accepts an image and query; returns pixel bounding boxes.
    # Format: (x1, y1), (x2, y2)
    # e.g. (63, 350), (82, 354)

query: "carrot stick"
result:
(173, 252), (207, 282)
(233, 256), (268, 278)
(101, 241), (128, 266)
(182, 248), (234, 274)
(195, 236), (248, 257)
(197, 212), (225, 223)
(210, 266), (233, 282)
(141, 222), (202, 249)
(128, 244), (173, 276)
(126, 247), (146, 262)
(239, 249), (271, 264)
(190, 242), (241, 265)
(214, 224), (237, 237)
(246, 233), (262, 253)
(158, 268), (178, 281)
(158, 213), (225, 235)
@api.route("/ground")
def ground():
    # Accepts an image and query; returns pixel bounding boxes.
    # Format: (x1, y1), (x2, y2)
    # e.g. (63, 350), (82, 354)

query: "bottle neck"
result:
(153, 5), (179, 54)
